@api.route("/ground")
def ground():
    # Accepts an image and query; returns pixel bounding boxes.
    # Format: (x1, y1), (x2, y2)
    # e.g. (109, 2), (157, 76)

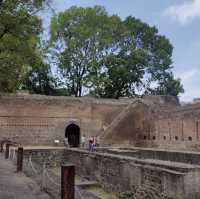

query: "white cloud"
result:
(175, 69), (200, 102)
(165, 0), (200, 25)
(179, 69), (199, 82)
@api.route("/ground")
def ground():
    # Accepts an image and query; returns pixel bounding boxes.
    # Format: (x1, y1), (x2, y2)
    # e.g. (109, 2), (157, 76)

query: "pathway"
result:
(0, 153), (51, 199)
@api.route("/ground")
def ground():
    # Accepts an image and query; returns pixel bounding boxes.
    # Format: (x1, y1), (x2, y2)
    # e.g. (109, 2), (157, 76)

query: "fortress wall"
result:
(100, 99), (200, 150)
(156, 104), (200, 142)
(0, 95), (126, 145)
(145, 104), (200, 150)
(1, 94), (200, 150)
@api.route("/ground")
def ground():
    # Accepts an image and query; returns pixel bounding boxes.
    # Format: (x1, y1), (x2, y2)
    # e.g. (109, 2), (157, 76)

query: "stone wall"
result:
(101, 98), (200, 150)
(98, 147), (200, 165)
(1, 93), (200, 150)
(103, 101), (155, 146)
(23, 147), (65, 167)
(150, 103), (200, 150)
(0, 94), (127, 145)
(63, 148), (200, 199)
(9, 147), (200, 199)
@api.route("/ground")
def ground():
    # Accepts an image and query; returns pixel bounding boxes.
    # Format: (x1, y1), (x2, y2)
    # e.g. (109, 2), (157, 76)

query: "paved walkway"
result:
(0, 153), (51, 199)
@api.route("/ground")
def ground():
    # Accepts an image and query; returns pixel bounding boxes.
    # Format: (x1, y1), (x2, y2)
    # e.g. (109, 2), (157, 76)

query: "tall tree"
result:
(94, 16), (184, 98)
(0, 0), (50, 92)
(22, 38), (59, 95)
(50, 6), (184, 98)
(146, 73), (184, 96)
(50, 6), (122, 97)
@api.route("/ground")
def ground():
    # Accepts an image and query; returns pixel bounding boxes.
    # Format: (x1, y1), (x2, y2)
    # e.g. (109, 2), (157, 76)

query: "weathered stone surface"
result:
(63, 148), (200, 199)
(0, 94), (200, 150)
(11, 147), (200, 199)
(0, 153), (51, 199)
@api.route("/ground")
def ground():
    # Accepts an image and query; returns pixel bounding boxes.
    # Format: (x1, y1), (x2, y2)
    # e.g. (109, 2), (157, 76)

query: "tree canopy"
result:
(50, 6), (184, 98)
(0, 4), (184, 98)
(0, 0), (50, 92)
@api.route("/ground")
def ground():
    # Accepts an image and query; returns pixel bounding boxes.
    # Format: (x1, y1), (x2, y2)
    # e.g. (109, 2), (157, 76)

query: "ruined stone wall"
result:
(1, 93), (200, 150)
(10, 147), (200, 199)
(149, 103), (200, 150)
(101, 97), (200, 150)
(101, 147), (200, 165)
(0, 95), (126, 145)
(23, 147), (64, 167)
(103, 101), (155, 146)
(63, 148), (200, 199)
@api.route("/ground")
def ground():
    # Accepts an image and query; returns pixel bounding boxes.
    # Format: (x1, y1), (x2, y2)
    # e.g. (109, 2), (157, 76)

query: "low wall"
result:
(63, 148), (200, 199)
(98, 147), (200, 165)
(18, 147), (64, 199)
(22, 147), (65, 167)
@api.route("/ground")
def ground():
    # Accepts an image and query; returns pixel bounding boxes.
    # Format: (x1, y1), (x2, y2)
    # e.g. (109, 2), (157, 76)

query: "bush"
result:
(119, 192), (135, 199)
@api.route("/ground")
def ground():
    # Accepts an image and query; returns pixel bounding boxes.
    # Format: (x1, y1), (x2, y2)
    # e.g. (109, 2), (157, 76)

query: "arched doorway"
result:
(65, 124), (80, 147)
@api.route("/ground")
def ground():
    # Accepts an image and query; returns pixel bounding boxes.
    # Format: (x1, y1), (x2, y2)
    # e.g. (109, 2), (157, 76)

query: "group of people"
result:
(63, 134), (100, 151)
(81, 135), (100, 152)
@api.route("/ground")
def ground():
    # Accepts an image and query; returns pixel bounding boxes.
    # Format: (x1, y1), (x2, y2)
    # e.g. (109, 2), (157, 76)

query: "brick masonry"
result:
(0, 94), (125, 145)
(16, 147), (200, 199)
(63, 148), (200, 199)
(0, 94), (200, 150)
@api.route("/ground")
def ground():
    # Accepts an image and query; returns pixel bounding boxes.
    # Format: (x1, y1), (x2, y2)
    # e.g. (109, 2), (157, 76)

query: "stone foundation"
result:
(9, 147), (200, 199)
(63, 148), (200, 199)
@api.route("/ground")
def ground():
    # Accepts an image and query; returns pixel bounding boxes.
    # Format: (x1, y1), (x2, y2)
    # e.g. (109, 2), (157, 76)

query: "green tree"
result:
(0, 0), (50, 92)
(94, 16), (184, 98)
(24, 62), (57, 95)
(146, 73), (184, 96)
(50, 6), (122, 97)
(22, 38), (59, 95)
(50, 6), (184, 98)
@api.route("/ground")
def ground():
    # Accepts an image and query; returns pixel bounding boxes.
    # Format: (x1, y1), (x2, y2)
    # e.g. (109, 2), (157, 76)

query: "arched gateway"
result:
(65, 124), (80, 147)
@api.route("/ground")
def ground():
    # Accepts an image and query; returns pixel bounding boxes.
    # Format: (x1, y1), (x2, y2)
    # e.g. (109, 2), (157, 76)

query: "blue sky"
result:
(44, 0), (200, 102)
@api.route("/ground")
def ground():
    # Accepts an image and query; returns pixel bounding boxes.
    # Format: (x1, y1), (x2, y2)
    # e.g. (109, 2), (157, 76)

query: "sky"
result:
(43, 0), (200, 102)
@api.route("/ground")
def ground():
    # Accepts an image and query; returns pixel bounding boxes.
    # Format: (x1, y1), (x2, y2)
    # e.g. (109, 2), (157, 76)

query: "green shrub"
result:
(119, 192), (135, 199)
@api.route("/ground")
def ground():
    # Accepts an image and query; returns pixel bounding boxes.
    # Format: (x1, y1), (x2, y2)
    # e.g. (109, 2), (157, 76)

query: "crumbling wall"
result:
(63, 148), (200, 199)
(151, 103), (200, 150)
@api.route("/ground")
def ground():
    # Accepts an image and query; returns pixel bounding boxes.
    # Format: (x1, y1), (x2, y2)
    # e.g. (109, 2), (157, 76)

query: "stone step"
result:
(76, 181), (99, 188)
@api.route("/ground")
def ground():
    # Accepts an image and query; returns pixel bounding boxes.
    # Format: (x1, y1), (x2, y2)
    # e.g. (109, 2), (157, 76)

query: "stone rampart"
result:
(1, 94), (200, 150)
(0, 95), (126, 145)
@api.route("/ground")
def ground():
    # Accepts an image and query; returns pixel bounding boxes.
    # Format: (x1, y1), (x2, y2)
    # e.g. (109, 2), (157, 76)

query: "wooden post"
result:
(5, 143), (10, 159)
(0, 141), (3, 152)
(61, 164), (75, 199)
(182, 119), (184, 141)
(196, 121), (199, 140)
(17, 147), (23, 172)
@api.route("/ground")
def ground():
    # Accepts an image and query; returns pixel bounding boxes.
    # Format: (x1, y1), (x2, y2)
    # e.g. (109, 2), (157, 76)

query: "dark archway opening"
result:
(65, 124), (80, 147)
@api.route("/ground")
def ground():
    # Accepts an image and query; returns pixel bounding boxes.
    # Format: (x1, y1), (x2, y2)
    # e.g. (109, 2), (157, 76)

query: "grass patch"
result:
(85, 187), (119, 199)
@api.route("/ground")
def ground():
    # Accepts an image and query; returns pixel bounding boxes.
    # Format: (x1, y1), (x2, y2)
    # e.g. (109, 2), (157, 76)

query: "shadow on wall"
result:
(102, 101), (155, 146)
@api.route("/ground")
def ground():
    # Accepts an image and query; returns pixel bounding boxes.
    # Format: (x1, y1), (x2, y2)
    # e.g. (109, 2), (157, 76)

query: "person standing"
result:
(81, 134), (86, 148)
(91, 136), (96, 152)
(89, 136), (93, 152)
(64, 137), (69, 147)
(96, 136), (100, 147)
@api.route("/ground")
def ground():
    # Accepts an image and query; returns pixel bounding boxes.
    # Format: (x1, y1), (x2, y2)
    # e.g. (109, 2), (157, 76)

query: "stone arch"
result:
(65, 123), (80, 147)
